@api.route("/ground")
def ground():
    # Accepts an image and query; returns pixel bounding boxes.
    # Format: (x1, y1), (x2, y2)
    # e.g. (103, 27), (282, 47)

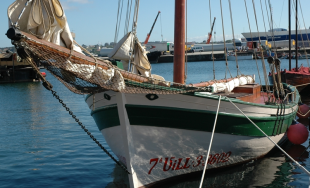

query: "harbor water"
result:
(1, 59), (310, 187)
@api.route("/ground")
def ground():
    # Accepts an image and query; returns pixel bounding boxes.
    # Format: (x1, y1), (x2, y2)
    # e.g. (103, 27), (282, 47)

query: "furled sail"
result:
(133, 38), (151, 77)
(109, 32), (152, 78)
(108, 32), (134, 61)
(8, 0), (82, 53)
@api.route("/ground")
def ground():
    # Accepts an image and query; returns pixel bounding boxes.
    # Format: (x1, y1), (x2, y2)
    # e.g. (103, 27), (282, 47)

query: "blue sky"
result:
(1, 0), (310, 48)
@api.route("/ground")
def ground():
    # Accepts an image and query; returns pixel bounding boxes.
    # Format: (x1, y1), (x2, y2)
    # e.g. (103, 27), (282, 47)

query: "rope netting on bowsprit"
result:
(13, 33), (204, 95)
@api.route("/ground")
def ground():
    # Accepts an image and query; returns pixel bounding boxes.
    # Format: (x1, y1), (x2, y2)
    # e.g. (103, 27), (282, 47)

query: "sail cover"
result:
(108, 32), (134, 61)
(109, 32), (152, 77)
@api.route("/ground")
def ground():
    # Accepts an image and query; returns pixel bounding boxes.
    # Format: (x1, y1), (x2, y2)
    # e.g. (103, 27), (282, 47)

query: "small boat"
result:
(275, 0), (310, 93)
(227, 52), (253, 61)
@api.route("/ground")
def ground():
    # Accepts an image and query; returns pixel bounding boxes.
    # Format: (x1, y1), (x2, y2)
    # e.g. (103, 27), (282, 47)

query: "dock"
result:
(155, 47), (310, 63)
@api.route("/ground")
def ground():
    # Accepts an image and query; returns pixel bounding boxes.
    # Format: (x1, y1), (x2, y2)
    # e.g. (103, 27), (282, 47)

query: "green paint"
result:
(125, 104), (296, 137)
(91, 105), (120, 131)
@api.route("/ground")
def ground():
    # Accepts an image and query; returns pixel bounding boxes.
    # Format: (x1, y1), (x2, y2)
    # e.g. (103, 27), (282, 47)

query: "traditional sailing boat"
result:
(275, 0), (310, 93)
(6, 0), (300, 187)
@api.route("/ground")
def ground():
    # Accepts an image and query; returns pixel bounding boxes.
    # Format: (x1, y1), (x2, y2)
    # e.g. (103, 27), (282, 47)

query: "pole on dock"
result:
(295, 0), (298, 70)
(289, 0), (291, 71)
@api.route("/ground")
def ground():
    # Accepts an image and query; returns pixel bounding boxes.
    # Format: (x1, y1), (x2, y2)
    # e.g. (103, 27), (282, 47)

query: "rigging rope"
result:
(124, 0), (133, 35)
(219, 0), (232, 79)
(226, 96), (310, 177)
(243, 0), (263, 87)
(228, 0), (241, 76)
(128, 0), (140, 72)
(114, 0), (125, 45)
(251, 0), (271, 99)
(266, 0), (279, 54)
(117, 0), (124, 43)
(298, 0), (310, 67)
(259, 0), (269, 45)
(209, 0), (215, 80)
(160, 11), (163, 42)
(278, 0), (285, 29)
(199, 95), (222, 188)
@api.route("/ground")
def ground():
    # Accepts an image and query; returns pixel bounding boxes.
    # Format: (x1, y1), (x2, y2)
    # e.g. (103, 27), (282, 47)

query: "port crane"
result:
(206, 17), (216, 44)
(144, 11), (161, 45)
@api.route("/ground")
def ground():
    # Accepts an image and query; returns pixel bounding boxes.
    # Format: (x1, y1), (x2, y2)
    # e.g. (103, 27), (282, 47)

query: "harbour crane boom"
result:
(206, 17), (216, 44)
(144, 11), (161, 45)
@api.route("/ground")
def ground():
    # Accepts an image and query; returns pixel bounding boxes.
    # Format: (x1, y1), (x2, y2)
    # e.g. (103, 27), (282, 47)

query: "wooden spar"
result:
(20, 31), (149, 83)
(173, 0), (185, 84)
(190, 78), (235, 87)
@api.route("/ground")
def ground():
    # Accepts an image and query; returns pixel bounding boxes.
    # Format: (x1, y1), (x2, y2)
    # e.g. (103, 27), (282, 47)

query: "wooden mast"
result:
(289, 0), (291, 71)
(173, 0), (186, 84)
(295, 0), (298, 70)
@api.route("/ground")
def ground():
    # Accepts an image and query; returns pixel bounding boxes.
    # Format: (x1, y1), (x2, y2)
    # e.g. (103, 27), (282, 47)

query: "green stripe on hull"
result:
(91, 105), (120, 131)
(125, 105), (296, 137)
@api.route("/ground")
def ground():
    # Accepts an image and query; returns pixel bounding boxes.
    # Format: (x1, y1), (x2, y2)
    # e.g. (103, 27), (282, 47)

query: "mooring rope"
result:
(199, 95), (222, 188)
(226, 97), (310, 177)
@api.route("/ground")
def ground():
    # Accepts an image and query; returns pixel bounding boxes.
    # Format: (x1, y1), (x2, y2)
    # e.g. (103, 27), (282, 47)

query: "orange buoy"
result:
(41, 72), (47, 77)
(287, 123), (308, 145)
(297, 104), (310, 119)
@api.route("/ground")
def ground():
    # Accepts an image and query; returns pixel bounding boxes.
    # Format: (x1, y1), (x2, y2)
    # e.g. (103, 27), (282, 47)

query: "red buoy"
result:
(287, 123), (308, 145)
(297, 104), (310, 119)
(41, 72), (47, 77)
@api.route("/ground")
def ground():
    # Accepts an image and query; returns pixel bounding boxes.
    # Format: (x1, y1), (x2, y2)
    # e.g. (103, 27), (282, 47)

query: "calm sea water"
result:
(1, 59), (310, 188)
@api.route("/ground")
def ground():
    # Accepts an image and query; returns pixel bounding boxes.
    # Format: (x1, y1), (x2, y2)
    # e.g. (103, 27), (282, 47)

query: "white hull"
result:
(101, 125), (286, 187)
(86, 91), (297, 187)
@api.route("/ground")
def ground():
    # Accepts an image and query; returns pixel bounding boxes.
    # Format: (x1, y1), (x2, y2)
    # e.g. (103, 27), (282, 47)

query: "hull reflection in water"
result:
(106, 141), (309, 187)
